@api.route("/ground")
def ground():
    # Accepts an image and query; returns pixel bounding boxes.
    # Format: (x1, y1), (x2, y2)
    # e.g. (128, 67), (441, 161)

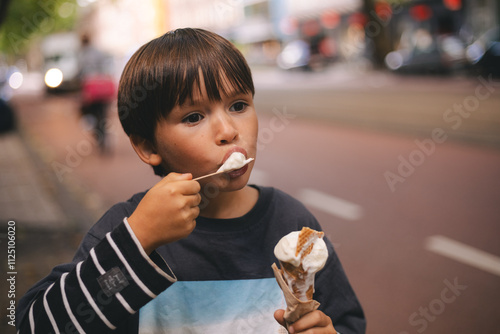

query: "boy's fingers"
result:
(159, 173), (200, 194)
(290, 310), (334, 333)
(183, 208), (199, 225)
(176, 179), (201, 195)
(274, 309), (286, 327)
(161, 172), (196, 186)
(164, 172), (192, 181)
(190, 193), (202, 207)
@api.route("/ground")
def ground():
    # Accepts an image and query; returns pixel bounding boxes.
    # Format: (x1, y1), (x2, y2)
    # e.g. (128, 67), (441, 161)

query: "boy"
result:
(18, 28), (365, 333)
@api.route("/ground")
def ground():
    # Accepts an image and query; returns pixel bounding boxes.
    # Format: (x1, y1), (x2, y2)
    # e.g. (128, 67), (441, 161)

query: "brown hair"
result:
(117, 28), (255, 176)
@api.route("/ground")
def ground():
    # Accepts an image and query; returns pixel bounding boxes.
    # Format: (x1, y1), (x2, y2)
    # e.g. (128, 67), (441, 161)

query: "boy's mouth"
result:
(226, 164), (250, 178)
(214, 147), (253, 178)
(220, 147), (249, 166)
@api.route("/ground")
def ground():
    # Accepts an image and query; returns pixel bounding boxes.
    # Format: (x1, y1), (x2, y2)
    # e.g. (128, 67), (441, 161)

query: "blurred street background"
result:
(1, 0), (500, 333)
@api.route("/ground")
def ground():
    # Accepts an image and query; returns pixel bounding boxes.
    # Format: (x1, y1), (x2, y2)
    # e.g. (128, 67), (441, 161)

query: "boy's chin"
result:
(221, 179), (250, 193)
(201, 173), (250, 192)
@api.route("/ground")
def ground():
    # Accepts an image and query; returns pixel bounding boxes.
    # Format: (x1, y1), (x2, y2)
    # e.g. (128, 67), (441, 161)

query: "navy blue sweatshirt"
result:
(17, 186), (366, 333)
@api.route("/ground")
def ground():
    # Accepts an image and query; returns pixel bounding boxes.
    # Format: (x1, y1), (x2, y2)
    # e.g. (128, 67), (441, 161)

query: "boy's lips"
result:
(220, 147), (249, 166)
(227, 164), (249, 178)
(215, 147), (252, 178)
(194, 148), (253, 181)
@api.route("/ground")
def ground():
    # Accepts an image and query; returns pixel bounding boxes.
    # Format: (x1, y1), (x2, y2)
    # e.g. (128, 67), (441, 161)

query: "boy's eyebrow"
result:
(223, 89), (254, 101)
(184, 99), (202, 107)
(183, 96), (211, 107)
(182, 90), (251, 107)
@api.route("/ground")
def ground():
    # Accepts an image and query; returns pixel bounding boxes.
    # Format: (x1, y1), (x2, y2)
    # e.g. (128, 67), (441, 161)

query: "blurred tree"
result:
(0, 0), (13, 27)
(0, 0), (78, 57)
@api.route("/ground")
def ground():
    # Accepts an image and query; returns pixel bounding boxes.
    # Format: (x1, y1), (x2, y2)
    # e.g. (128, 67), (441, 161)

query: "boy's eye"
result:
(182, 113), (203, 124)
(229, 102), (248, 112)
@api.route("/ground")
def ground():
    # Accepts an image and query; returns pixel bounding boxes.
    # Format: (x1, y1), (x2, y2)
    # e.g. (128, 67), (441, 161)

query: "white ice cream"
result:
(217, 152), (254, 173)
(274, 231), (328, 273)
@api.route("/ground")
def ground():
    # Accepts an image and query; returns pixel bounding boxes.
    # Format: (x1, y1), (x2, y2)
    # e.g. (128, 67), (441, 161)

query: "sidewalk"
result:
(0, 129), (88, 332)
(251, 62), (493, 93)
(251, 63), (375, 90)
(0, 131), (68, 228)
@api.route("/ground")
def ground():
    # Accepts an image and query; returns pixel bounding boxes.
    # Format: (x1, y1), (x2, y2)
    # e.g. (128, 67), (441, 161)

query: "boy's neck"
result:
(199, 185), (259, 219)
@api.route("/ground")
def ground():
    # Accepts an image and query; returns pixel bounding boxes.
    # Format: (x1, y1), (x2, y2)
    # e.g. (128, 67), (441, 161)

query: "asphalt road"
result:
(5, 68), (500, 333)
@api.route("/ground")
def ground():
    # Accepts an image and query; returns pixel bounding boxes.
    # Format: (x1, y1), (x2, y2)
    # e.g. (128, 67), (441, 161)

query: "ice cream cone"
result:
(280, 227), (323, 301)
(272, 227), (328, 326)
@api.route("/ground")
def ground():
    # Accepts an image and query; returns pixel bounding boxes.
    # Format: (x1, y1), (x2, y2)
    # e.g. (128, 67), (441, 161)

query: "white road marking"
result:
(296, 188), (363, 221)
(425, 235), (500, 277)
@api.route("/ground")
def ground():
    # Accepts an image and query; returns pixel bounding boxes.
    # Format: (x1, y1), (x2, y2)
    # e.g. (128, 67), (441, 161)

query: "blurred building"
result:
(388, 0), (498, 43)
(463, 0), (498, 37)
(77, 0), (167, 57)
(383, 0), (499, 74)
(34, 0), (499, 75)
(167, 0), (279, 64)
(167, 0), (364, 66)
(168, 0), (243, 35)
(278, 0), (365, 68)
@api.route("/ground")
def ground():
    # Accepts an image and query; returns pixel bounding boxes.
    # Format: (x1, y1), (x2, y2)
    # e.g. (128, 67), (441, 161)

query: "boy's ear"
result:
(129, 135), (162, 167)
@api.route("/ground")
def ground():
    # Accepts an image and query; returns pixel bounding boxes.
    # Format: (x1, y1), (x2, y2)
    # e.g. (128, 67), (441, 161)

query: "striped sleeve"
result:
(17, 218), (177, 333)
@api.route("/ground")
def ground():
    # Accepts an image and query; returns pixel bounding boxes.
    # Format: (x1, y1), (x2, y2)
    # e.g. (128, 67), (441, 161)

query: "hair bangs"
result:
(172, 29), (254, 108)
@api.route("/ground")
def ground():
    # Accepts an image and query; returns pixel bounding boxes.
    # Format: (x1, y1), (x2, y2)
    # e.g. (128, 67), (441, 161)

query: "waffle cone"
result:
(280, 261), (314, 301)
(296, 227), (324, 257)
(272, 263), (320, 326)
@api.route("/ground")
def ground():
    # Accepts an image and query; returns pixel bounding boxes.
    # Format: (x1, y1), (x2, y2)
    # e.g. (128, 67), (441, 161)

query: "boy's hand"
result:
(128, 173), (201, 254)
(274, 309), (337, 334)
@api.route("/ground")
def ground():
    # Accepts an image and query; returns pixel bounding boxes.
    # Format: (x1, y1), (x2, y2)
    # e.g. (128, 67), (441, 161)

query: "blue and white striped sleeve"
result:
(17, 218), (176, 333)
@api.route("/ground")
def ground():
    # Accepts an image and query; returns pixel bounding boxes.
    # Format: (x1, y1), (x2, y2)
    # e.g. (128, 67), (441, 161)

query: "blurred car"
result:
(0, 63), (17, 133)
(465, 27), (500, 78)
(385, 29), (467, 74)
(41, 32), (80, 91)
(276, 40), (311, 70)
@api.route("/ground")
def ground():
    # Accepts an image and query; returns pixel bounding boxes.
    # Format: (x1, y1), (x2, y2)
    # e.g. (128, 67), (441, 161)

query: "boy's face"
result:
(153, 76), (258, 191)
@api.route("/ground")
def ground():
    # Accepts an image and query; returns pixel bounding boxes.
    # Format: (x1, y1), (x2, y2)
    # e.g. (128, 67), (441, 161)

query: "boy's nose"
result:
(214, 112), (238, 145)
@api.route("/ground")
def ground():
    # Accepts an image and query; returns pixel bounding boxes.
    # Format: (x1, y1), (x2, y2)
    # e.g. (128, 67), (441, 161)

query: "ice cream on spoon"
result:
(216, 152), (253, 173)
(193, 152), (254, 181)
